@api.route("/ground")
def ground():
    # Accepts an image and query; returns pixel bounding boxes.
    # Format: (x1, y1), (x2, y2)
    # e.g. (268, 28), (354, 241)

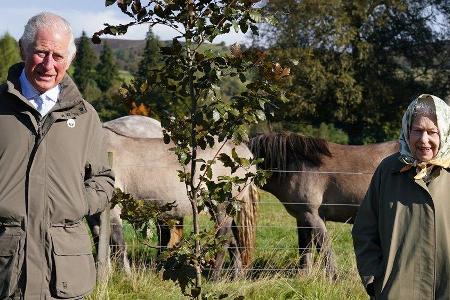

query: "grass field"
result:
(87, 191), (368, 300)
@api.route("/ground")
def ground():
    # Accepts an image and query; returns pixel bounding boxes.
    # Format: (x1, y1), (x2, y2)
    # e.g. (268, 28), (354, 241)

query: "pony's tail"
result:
(236, 183), (259, 267)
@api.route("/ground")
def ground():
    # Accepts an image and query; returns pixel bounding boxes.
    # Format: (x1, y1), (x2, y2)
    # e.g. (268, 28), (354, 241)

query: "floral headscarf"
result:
(399, 94), (450, 180)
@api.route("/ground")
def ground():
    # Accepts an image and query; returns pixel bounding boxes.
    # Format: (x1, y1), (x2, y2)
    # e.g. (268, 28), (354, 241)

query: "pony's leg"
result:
(110, 205), (131, 275)
(167, 221), (183, 248)
(228, 219), (243, 278)
(156, 219), (171, 255)
(211, 215), (231, 281)
(297, 217), (313, 272)
(86, 213), (101, 253)
(311, 215), (337, 279)
(211, 207), (243, 281)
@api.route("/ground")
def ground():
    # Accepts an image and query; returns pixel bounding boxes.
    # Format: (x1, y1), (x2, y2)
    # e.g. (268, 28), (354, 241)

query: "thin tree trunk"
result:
(186, 3), (202, 296)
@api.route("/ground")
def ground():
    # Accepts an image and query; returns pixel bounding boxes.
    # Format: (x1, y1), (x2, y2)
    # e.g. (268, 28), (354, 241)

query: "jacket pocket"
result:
(50, 223), (96, 298)
(0, 227), (23, 298)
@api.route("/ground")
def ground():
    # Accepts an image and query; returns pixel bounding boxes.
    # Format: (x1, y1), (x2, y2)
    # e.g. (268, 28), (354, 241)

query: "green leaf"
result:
(105, 0), (117, 7)
(109, 27), (118, 35)
(265, 15), (278, 26)
(232, 21), (240, 33)
(91, 34), (101, 44)
(280, 91), (289, 102)
(198, 138), (207, 150)
(258, 99), (266, 109)
(239, 19), (248, 34)
(255, 110), (266, 121)
(213, 110), (221, 122)
(206, 165), (213, 180)
(231, 147), (239, 161)
(137, 8), (147, 21)
(154, 5), (164, 18)
(249, 10), (262, 23)
(238, 73), (246, 83)
(250, 24), (259, 36)
(172, 38), (182, 54)
(218, 153), (233, 168)
(163, 133), (171, 144)
(206, 135), (215, 147)
(191, 287), (201, 298)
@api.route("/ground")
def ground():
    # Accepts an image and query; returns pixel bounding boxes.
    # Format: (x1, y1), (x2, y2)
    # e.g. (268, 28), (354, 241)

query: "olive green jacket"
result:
(0, 63), (114, 299)
(352, 153), (450, 299)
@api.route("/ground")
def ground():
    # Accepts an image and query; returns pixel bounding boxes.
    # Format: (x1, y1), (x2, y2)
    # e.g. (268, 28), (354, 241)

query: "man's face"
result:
(23, 28), (71, 93)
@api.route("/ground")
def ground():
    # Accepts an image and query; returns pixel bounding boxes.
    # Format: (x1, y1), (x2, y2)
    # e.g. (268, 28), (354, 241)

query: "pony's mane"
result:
(249, 132), (332, 174)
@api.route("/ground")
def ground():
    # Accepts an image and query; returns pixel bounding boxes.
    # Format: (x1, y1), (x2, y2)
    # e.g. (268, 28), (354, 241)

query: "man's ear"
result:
(19, 39), (26, 61)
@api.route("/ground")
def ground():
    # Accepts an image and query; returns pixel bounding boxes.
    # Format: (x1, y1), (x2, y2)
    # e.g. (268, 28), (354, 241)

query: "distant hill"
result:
(76, 37), (147, 75)
(75, 37), (230, 76)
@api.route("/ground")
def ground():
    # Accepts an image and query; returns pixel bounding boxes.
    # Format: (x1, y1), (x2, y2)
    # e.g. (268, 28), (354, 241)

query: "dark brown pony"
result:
(250, 132), (399, 276)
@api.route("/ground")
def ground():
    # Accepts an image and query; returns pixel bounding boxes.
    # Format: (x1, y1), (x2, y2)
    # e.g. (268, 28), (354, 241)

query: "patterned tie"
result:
(33, 95), (44, 113)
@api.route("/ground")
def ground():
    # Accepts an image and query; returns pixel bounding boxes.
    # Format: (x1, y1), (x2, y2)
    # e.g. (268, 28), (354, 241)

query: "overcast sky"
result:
(0, 0), (249, 44)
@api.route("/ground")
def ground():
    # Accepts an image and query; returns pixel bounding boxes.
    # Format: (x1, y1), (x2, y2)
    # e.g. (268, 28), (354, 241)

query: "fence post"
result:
(97, 151), (113, 283)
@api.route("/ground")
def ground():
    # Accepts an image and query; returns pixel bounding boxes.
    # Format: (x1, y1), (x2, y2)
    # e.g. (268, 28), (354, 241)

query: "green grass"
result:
(87, 190), (368, 299)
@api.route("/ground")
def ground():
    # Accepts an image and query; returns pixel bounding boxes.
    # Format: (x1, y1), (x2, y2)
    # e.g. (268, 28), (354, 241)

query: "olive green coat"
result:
(0, 64), (114, 299)
(352, 153), (450, 299)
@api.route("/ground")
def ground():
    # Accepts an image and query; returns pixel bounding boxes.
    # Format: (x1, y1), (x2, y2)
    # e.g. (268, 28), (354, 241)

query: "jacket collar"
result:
(19, 69), (60, 103)
(5, 63), (87, 117)
(390, 152), (408, 174)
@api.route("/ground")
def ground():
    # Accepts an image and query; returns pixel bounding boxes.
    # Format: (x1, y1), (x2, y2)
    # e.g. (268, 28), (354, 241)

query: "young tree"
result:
(0, 32), (21, 83)
(94, 0), (289, 298)
(73, 31), (98, 95)
(96, 41), (119, 92)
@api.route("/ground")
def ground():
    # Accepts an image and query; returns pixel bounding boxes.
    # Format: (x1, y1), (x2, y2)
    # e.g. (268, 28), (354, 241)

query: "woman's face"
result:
(409, 115), (440, 162)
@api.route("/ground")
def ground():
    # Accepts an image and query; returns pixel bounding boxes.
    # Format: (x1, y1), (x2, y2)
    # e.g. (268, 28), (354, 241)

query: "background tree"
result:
(258, 0), (450, 143)
(134, 28), (162, 83)
(94, 0), (289, 298)
(96, 41), (119, 92)
(132, 27), (174, 117)
(73, 31), (98, 96)
(0, 32), (21, 83)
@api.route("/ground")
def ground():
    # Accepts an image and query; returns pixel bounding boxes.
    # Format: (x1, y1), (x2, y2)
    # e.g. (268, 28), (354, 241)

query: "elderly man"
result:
(0, 12), (114, 299)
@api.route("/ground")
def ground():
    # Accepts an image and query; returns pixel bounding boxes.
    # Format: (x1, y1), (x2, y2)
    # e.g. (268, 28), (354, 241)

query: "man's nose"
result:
(42, 54), (55, 69)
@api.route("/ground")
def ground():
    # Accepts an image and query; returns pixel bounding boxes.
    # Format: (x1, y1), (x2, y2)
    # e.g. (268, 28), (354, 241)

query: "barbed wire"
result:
(114, 164), (375, 175)
(155, 224), (322, 229)
(109, 166), (363, 272)
(127, 266), (315, 272)
(266, 169), (374, 175)
(129, 244), (313, 251)
(256, 202), (360, 206)
(123, 197), (360, 207)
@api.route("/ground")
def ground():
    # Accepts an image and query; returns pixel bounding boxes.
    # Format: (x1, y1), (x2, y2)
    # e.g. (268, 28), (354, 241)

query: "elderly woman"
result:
(352, 94), (450, 299)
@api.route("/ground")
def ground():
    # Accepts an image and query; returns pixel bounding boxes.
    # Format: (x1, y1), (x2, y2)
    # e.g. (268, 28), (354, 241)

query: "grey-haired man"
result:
(0, 12), (114, 299)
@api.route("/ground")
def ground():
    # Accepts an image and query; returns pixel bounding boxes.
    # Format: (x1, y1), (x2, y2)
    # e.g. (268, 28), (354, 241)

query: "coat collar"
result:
(4, 63), (87, 118)
(19, 69), (60, 103)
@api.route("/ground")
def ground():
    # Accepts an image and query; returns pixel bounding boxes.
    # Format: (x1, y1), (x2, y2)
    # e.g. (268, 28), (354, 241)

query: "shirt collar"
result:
(19, 68), (60, 103)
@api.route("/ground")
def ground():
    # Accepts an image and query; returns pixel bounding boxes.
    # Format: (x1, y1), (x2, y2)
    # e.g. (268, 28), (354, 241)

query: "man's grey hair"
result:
(20, 12), (76, 62)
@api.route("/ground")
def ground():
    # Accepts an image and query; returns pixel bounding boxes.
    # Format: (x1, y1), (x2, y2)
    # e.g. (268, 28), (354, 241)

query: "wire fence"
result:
(108, 168), (367, 274)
